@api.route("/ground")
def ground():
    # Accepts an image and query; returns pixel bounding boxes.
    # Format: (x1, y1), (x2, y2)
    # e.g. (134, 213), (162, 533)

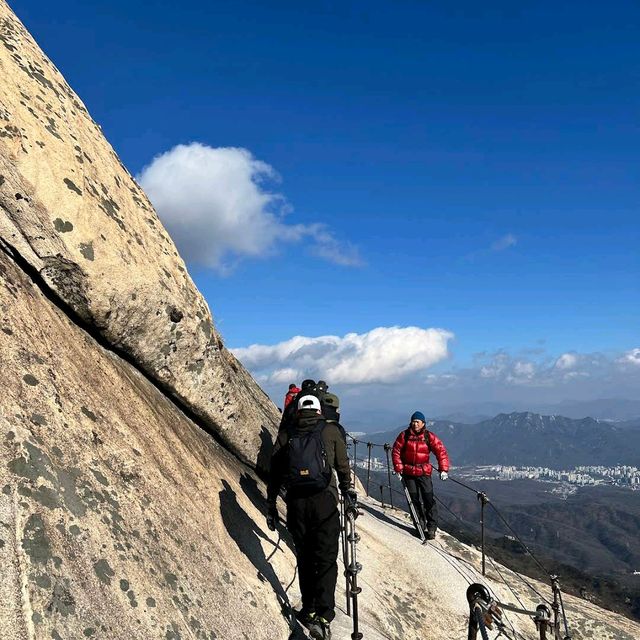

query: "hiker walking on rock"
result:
(267, 394), (354, 640)
(392, 411), (450, 539)
(284, 383), (301, 409)
(279, 378), (316, 432)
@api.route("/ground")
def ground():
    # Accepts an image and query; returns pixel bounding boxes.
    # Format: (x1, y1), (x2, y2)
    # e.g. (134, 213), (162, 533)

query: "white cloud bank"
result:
(138, 143), (363, 272)
(233, 336), (640, 423)
(619, 348), (640, 367)
(232, 326), (454, 385)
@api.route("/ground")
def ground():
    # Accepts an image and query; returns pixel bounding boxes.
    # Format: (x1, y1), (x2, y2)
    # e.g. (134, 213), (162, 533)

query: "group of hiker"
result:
(266, 379), (450, 640)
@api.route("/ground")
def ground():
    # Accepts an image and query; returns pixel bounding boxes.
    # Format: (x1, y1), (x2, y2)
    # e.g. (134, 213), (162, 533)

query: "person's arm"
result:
(267, 430), (288, 504)
(428, 431), (450, 472)
(326, 424), (351, 492)
(392, 432), (405, 473)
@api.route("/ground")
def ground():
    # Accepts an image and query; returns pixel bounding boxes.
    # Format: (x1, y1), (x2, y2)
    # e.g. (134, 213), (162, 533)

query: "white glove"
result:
(439, 471), (448, 481)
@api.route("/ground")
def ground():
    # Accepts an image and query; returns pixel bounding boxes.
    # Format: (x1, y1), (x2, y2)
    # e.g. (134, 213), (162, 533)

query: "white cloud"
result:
(512, 361), (536, 378)
(491, 233), (518, 251)
(232, 326), (454, 385)
(555, 353), (578, 370)
(619, 348), (640, 367)
(138, 143), (362, 272)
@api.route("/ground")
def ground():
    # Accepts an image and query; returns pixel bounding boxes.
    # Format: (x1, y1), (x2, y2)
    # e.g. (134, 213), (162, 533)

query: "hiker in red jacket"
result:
(283, 383), (301, 410)
(392, 411), (450, 539)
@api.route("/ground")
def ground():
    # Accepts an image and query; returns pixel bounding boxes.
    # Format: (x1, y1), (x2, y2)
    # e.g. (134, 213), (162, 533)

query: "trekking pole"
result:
(341, 496), (351, 616)
(399, 476), (426, 544)
(379, 484), (385, 508)
(384, 444), (393, 508)
(345, 497), (363, 640)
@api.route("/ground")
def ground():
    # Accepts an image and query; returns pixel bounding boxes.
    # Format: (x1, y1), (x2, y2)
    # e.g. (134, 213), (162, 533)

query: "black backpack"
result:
(285, 419), (332, 498)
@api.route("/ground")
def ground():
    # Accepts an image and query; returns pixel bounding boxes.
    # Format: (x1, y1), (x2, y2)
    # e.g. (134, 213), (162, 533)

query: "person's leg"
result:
(286, 497), (315, 614)
(417, 475), (438, 535)
(308, 490), (340, 623)
(404, 476), (426, 529)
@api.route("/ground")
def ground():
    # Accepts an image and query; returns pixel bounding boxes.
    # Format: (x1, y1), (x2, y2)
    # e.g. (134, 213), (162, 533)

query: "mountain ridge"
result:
(367, 410), (640, 468)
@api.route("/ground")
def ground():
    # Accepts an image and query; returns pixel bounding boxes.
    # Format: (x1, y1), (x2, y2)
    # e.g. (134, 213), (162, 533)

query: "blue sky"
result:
(11, 0), (640, 420)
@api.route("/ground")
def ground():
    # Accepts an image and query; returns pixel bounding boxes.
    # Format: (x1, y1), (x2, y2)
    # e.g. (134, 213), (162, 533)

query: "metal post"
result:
(365, 443), (372, 495)
(352, 440), (358, 478)
(535, 604), (552, 640)
(380, 484), (385, 508)
(478, 492), (489, 576)
(551, 575), (571, 640)
(384, 444), (394, 508)
(341, 497), (351, 616)
(466, 584), (491, 640)
(551, 576), (561, 640)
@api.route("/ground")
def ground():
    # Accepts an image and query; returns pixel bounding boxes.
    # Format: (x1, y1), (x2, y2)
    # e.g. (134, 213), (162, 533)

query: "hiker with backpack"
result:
(284, 383), (301, 410)
(392, 411), (450, 540)
(321, 392), (347, 443)
(279, 378), (317, 432)
(267, 393), (354, 640)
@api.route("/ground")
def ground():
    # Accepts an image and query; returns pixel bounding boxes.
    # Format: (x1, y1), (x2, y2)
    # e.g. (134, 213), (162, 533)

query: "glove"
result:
(439, 471), (448, 481)
(266, 505), (279, 531)
(343, 489), (358, 510)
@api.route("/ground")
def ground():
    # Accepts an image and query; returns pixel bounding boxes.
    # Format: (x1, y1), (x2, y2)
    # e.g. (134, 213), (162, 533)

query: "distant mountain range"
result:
(434, 398), (640, 423)
(367, 411), (640, 469)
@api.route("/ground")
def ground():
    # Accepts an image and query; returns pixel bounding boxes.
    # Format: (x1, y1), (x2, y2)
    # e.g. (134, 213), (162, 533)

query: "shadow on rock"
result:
(255, 425), (273, 479)
(357, 502), (417, 536)
(219, 479), (304, 637)
(239, 473), (296, 556)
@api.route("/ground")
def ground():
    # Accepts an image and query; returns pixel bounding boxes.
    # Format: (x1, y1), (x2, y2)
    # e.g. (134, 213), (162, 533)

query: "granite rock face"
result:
(0, 248), (296, 640)
(0, 0), (279, 469)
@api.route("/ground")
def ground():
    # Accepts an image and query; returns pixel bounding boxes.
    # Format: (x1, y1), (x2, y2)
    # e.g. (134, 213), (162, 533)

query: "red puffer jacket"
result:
(392, 428), (450, 477)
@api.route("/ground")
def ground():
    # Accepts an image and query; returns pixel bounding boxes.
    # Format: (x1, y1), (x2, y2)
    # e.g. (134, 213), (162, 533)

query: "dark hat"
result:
(410, 411), (426, 423)
(323, 393), (339, 409)
(301, 379), (316, 390)
(288, 383), (297, 390)
(316, 380), (328, 392)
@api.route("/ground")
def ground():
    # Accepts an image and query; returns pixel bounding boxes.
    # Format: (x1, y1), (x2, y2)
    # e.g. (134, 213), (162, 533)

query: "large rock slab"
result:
(0, 246), (296, 640)
(0, 0), (279, 469)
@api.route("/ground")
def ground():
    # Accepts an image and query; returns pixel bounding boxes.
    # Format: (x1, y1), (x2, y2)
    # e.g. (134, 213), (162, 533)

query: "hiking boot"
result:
(294, 609), (316, 626)
(308, 615), (331, 640)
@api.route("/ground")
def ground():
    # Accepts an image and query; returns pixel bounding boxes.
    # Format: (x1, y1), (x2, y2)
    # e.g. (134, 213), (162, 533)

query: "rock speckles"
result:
(79, 241), (94, 261)
(63, 177), (81, 195)
(93, 559), (115, 585)
(53, 218), (74, 233)
(21, 513), (51, 564)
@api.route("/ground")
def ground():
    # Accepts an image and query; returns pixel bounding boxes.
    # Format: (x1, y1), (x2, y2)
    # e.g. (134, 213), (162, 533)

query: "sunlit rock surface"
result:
(0, 0), (279, 469)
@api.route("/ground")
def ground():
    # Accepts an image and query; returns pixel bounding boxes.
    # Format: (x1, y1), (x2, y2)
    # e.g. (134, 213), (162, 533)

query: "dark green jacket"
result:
(268, 410), (351, 505)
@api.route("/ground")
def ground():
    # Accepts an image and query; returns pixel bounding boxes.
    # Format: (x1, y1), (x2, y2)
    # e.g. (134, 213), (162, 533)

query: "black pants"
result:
(286, 489), (340, 622)
(404, 475), (438, 531)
